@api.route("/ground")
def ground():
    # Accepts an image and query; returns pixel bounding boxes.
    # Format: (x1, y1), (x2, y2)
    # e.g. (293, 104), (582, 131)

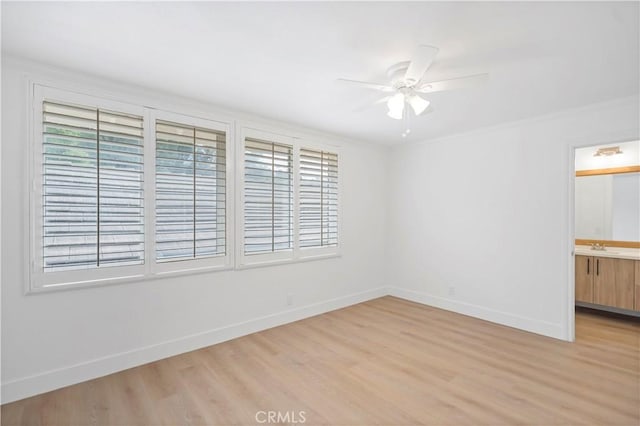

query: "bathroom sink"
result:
(574, 245), (640, 260)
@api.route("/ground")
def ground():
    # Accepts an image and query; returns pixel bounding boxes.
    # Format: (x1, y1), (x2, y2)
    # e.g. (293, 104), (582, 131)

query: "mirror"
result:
(575, 172), (640, 242)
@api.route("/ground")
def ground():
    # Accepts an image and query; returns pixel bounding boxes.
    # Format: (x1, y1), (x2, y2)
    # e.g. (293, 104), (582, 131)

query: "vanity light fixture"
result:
(594, 146), (623, 157)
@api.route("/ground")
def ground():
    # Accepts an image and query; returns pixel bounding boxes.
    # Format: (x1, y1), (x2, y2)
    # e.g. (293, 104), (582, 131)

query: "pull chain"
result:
(401, 99), (411, 138)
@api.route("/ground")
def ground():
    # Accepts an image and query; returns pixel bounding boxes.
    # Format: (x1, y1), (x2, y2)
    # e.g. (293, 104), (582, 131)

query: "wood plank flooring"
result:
(2, 297), (639, 425)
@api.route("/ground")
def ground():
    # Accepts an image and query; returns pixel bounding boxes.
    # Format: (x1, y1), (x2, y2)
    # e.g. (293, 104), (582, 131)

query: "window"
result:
(243, 137), (293, 255)
(30, 86), (233, 291)
(299, 148), (338, 249)
(155, 120), (227, 262)
(30, 84), (338, 290)
(238, 128), (340, 267)
(42, 100), (144, 272)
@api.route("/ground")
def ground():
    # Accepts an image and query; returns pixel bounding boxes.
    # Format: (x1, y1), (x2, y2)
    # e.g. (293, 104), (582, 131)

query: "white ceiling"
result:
(2, 2), (638, 145)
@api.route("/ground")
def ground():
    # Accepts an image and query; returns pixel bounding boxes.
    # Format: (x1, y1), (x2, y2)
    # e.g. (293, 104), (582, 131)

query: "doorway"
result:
(571, 140), (640, 340)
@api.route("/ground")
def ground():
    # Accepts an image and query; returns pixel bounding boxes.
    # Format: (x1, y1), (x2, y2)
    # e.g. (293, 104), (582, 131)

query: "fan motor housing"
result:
(387, 61), (412, 87)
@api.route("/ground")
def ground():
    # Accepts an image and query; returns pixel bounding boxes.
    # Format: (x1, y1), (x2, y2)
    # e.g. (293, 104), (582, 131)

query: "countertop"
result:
(575, 245), (640, 261)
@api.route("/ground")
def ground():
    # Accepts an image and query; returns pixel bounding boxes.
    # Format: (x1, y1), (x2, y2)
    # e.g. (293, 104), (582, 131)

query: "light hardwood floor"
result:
(2, 296), (639, 425)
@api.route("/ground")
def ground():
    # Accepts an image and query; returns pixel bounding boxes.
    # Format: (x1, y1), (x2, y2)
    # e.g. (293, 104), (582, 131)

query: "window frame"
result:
(28, 84), (235, 293)
(26, 80), (340, 293)
(236, 127), (297, 267)
(30, 85), (148, 291)
(298, 147), (340, 258)
(236, 125), (341, 269)
(150, 109), (234, 277)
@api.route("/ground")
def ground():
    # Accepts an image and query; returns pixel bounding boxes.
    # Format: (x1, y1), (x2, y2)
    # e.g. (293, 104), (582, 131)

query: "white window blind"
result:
(155, 120), (227, 262)
(42, 101), (144, 271)
(299, 148), (338, 248)
(244, 138), (293, 254)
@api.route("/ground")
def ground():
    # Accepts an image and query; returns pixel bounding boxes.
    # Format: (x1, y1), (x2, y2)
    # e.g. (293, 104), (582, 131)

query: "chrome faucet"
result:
(590, 243), (606, 251)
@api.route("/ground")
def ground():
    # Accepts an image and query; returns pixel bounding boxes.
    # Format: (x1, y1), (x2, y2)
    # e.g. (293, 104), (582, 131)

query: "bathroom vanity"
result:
(574, 246), (640, 315)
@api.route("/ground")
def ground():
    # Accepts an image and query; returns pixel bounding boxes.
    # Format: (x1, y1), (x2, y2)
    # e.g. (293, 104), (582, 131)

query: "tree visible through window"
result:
(155, 120), (227, 261)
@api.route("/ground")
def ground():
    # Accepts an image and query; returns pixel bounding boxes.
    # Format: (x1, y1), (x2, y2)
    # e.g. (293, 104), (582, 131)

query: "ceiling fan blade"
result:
(353, 95), (392, 112)
(415, 73), (488, 94)
(404, 45), (439, 85)
(336, 78), (394, 92)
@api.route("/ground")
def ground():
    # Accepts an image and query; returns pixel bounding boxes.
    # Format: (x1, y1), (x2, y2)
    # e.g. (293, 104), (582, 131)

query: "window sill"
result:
(235, 251), (342, 271)
(28, 273), (147, 295)
(27, 263), (233, 295)
(26, 251), (342, 294)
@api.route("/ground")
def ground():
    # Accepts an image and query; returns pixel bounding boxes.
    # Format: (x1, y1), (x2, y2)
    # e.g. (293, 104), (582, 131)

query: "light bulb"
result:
(408, 94), (430, 115)
(387, 93), (405, 120)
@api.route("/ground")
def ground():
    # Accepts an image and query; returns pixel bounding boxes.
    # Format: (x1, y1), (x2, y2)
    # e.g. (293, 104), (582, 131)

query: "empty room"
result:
(1, 1), (639, 425)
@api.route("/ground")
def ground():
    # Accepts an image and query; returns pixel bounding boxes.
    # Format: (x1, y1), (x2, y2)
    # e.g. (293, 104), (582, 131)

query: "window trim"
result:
(150, 109), (234, 276)
(298, 147), (340, 255)
(30, 85), (148, 291)
(25, 79), (341, 293)
(236, 125), (342, 269)
(236, 127), (297, 268)
(296, 141), (342, 261)
(27, 84), (235, 293)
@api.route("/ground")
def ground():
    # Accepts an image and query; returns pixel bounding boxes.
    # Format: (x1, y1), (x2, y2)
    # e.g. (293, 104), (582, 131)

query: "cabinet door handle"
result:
(596, 259), (599, 276)
(587, 258), (590, 274)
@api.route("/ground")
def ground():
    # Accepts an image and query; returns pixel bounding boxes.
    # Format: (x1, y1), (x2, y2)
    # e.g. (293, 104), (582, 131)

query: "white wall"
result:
(1, 58), (390, 403)
(387, 96), (639, 340)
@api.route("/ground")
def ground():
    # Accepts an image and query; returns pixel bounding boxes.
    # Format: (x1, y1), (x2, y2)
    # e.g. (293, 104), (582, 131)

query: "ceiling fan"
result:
(338, 45), (488, 136)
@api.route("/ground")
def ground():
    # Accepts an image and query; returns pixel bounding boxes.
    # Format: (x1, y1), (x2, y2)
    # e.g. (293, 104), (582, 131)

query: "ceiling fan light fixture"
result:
(338, 44), (488, 138)
(387, 92), (405, 120)
(408, 94), (430, 115)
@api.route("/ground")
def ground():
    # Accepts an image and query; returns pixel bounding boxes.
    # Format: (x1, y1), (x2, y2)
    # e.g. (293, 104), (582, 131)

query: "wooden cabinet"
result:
(593, 257), (635, 310)
(576, 255), (637, 312)
(635, 261), (640, 312)
(575, 255), (593, 303)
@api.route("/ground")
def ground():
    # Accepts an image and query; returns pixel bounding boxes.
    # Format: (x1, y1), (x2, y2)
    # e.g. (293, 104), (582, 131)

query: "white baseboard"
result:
(1, 287), (387, 404)
(387, 286), (566, 340)
(2, 285), (567, 404)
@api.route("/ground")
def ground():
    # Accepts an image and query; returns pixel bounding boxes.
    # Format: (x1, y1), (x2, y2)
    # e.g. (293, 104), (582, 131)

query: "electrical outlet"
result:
(448, 286), (456, 297)
(287, 293), (294, 306)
